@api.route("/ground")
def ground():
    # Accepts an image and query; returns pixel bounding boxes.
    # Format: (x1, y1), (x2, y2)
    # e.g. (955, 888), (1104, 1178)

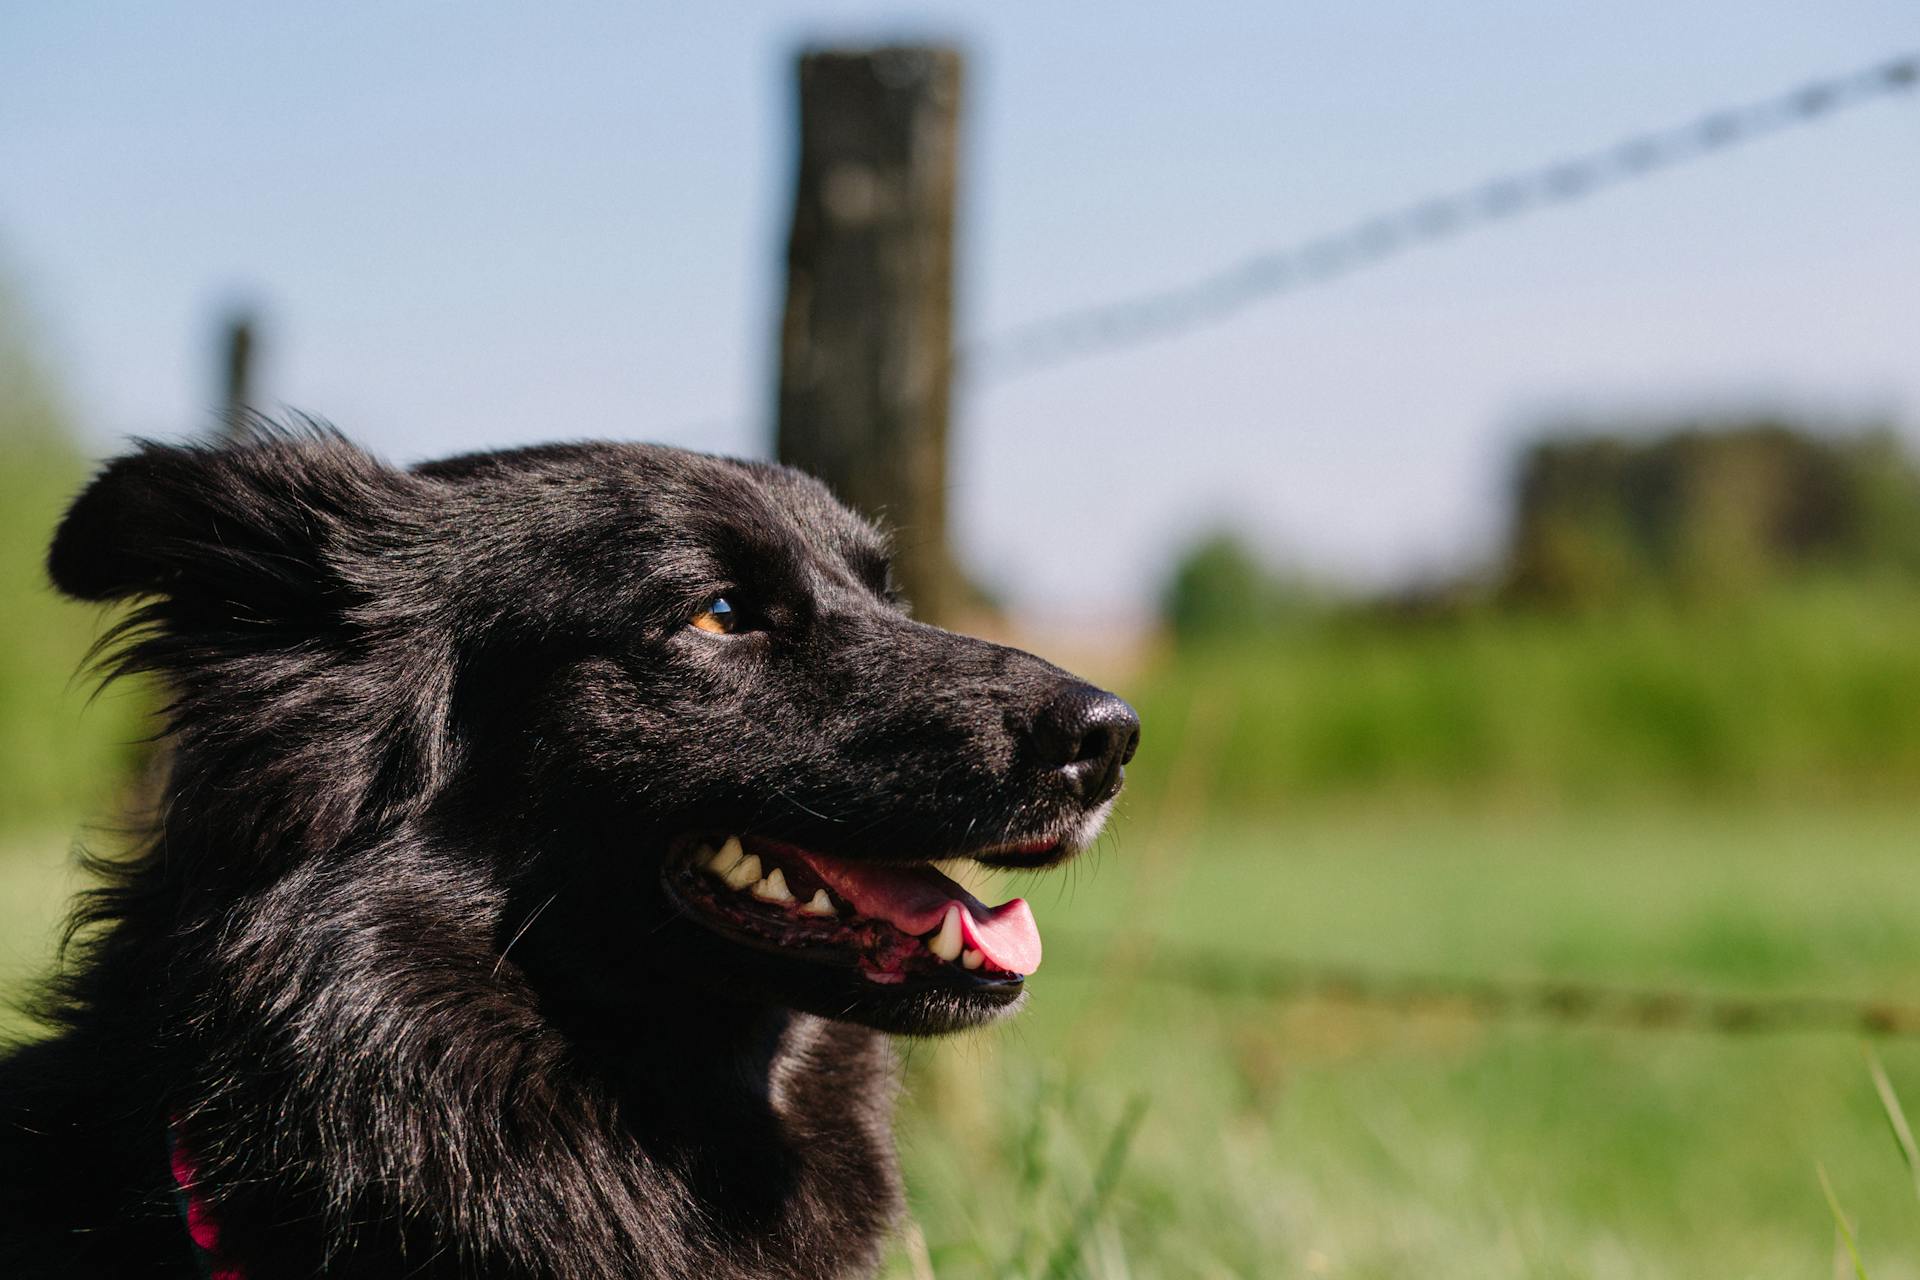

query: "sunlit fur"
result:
(0, 425), (1129, 1278)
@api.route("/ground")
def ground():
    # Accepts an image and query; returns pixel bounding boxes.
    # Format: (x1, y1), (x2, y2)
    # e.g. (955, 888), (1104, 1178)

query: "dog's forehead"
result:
(648, 448), (886, 566)
(417, 441), (887, 573)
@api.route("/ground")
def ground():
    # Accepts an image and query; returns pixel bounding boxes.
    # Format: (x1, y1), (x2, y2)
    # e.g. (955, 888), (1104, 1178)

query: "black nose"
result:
(1032, 683), (1141, 805)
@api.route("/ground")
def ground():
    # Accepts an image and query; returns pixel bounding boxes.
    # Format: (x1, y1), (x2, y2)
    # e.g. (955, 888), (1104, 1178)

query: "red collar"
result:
(167, 1122), (244, 1279)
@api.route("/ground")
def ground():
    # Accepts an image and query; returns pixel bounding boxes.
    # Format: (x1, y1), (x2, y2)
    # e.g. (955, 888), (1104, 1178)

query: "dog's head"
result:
(49, 430), (1137, 1035)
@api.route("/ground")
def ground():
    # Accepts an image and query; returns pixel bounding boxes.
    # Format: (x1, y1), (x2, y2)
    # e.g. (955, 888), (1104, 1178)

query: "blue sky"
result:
(4, 3), (1917, 615)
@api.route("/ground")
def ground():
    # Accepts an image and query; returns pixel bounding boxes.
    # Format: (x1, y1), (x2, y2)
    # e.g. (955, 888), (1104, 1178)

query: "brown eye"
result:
(690, 596), (738, 635)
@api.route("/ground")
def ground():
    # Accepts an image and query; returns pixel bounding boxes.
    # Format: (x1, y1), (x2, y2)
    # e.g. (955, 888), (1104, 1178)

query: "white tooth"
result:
(961, 948), (984, 970)
(697, 842), (724, 876)
(753, 868), (795, 903)
(724, 852), (762, 891)
(928, 905), (963, 963)
(707, 837), (744, 879)
(801, 889), (836, 917)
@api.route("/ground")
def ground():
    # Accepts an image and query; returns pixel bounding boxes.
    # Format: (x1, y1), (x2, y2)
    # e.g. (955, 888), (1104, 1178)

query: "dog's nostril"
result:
(1032, 684), (1142, 805)
(1075, 724), (1114, 767)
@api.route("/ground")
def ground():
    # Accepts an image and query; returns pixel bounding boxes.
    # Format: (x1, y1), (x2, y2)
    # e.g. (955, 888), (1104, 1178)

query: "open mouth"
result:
(664, 834), (1054, 988)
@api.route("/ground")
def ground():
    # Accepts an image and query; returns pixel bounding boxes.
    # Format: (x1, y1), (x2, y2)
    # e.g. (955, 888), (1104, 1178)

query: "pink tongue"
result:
(790, 852), (1042, 975)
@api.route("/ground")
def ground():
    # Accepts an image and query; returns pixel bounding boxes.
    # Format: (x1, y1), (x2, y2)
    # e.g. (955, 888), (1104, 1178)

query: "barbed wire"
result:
(1052, 936), (1920, 1037)
(962, 52), (1919, 385)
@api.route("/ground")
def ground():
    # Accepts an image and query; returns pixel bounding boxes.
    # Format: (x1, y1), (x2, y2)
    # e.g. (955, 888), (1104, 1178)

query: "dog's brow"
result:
(695, 515), (816, 599)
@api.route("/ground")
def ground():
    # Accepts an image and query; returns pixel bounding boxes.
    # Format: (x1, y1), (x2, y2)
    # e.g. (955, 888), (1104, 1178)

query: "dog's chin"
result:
(735, 959), (1028, 1036)
(837, 984), (1028, 1036)
(657, 830), (1084, 1036)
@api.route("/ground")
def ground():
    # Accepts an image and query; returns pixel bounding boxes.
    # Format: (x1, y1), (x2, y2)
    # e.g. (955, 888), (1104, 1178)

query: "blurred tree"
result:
(1159, 530), (1333, 643)
(1502, 421), (1920, 607)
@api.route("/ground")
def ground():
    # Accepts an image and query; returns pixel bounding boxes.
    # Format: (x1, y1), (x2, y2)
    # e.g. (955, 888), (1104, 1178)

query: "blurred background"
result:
(5, 4), (1920, 1276)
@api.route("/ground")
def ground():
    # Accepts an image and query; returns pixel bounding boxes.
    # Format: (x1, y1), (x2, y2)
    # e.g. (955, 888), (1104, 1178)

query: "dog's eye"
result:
(690, 596), (739, 635)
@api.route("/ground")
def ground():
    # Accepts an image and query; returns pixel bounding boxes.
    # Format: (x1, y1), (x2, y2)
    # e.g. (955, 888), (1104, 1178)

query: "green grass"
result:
(0, 834), (83, 1037)
(1126, 587), (1920, 810)
(876, 806), (1920, 1279)
(0, 303), (152, 832)
(0, 435), (152, 831)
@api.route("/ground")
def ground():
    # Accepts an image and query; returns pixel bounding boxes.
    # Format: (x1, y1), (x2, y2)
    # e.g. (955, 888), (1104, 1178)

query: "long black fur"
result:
(0, 426), (1135, 1278)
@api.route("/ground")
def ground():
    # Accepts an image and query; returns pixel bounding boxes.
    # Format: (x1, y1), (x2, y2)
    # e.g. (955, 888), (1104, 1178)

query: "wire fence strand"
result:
(1054, 936), (1920, 1038)
(964, 52), (1919, 385)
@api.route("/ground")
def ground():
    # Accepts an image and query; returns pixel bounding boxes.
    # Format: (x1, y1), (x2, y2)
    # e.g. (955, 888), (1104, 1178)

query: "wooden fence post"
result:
(776, 44), (964, 623)
(218, 309), (256, 438)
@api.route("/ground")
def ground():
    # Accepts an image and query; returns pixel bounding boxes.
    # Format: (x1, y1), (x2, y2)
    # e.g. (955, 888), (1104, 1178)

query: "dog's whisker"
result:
(492, 891), (560, 979)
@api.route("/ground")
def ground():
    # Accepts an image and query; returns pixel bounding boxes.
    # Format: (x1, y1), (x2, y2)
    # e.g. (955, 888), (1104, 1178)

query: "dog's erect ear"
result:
(47, 431), (404, 619)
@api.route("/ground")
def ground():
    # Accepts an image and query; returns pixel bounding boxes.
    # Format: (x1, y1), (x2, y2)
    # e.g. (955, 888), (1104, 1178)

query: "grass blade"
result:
(1041, 1095), (1149, 1280)
(1004, 1073), (1061, 1275)
(1862, 1044), (1920, 1206)
(1817, 1162), (1870, 1280)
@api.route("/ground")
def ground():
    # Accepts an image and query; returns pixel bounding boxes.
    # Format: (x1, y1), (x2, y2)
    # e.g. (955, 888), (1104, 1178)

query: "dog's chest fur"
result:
(0, 1009), (905, 1279)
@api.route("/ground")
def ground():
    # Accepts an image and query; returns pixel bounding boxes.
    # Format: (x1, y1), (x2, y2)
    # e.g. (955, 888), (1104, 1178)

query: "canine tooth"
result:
(928, 906), (963, 963)
(724, 852), (762, 891)
(961, 948), (984, 970)
(752, 868), (795, 903)
(801, 889), (836, 917)
(697, 842), (724, 876)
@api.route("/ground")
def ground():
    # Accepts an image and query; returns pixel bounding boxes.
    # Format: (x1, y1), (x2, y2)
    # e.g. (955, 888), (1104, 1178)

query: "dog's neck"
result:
(546, 993), (897, 1199)
(468, 993), (908, 1273)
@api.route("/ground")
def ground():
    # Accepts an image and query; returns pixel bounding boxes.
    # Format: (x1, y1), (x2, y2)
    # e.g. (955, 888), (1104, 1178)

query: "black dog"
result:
(0, 429), (1138, 1278)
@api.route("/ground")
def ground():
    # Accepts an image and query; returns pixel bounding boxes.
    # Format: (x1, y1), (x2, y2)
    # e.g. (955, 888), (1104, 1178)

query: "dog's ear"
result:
(48, 431), (403, 622)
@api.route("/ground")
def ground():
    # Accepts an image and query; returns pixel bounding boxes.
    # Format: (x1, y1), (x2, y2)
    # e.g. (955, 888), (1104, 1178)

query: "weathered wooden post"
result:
(776, 44), (964, 623)
(217, 309), (256, 438)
